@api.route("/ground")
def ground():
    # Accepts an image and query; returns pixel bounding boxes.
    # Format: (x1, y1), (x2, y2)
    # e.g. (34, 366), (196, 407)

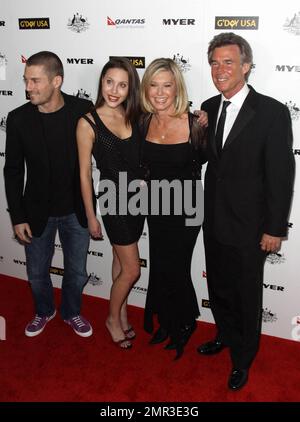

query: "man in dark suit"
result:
(4, 51), (94, 338)
(197, 33), (295, 390)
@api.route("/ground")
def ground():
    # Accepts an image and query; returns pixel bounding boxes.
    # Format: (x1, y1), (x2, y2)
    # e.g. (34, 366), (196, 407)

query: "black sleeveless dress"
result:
(140, 113), (206, 342)
(82, 110), (145, 245)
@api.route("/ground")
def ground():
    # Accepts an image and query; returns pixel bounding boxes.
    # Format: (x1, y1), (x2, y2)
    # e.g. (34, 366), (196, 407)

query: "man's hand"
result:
(194, 109), (208, 128)
(260, 233), (282, 253)
(14, 223), (32, 244)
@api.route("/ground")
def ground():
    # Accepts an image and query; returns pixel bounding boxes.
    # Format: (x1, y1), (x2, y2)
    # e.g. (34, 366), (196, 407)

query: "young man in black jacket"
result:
(4, 51), (94, 338)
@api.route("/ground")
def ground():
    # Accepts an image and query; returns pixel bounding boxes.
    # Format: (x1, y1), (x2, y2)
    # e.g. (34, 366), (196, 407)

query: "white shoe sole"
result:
(25, 309), (56, 337)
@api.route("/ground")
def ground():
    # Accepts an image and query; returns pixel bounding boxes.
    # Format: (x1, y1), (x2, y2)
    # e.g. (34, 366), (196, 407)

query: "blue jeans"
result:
(25, 213), (90, 320)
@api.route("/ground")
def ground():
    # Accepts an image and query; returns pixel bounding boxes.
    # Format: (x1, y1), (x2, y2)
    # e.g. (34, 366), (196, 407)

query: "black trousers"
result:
(204, 234), (267, 369)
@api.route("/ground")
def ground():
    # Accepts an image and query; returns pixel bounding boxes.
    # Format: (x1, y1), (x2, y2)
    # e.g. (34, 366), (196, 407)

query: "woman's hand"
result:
(88, 216), (103, 239)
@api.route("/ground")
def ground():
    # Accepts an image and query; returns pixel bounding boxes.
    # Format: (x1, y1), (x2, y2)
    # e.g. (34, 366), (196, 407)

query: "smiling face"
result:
(101, 67), (129, 109)
(24, 64), (61, 109)
(147, 70), (177, 113)
(210, 44), (250, 99)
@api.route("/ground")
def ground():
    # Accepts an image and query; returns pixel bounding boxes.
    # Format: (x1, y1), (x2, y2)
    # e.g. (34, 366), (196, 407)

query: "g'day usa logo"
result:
(283, 12), (300, 35)
(67, 13), (89, 33)
(215, 16), (259, 30)
(107, 16), (145, 29)
(109, 56), (145, 69)
(19, 18), (50, 30)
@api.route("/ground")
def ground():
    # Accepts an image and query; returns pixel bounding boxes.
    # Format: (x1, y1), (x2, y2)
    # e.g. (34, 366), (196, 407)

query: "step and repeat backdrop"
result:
(0, 0), (299, 341)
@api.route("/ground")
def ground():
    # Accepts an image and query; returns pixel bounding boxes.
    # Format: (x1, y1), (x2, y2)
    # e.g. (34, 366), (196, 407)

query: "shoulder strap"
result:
(81, 113), (98, 142)
(90, 109), (103, 129)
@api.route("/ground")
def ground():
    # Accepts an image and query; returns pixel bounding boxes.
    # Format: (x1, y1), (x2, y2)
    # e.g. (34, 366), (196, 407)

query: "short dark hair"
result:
(26, 51), (64, 80)
(207, 32), (253, 81)
(95, 57), (140, 125)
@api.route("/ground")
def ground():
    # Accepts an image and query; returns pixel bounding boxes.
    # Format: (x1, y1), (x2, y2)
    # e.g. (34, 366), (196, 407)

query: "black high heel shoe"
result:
(149, 326), (169, 344)
(165, 321), (197, 359)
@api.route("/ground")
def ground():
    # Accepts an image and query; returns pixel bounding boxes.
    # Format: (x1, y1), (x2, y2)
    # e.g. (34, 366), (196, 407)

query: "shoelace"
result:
(32, 316), (42, 326)
(71, 316), (85, 327)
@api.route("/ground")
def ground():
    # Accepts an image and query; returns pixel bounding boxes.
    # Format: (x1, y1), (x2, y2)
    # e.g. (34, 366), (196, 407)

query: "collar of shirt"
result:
(217, 84), (250, 145)
(220, 83), (250, 111)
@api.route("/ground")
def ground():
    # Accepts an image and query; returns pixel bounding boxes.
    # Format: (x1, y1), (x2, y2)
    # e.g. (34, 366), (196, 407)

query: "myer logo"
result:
(263, 283), (284, 292)
(109, 56), (145, 68)
(107, 16), (145, 28)
(67, 58), (94, 64)
(87, 250), (103, 257)
(132, 285), (147, 295)
(13, 259), (26, 265)
(0, 90), (13, 96)
(19, 18), (50, 30)
(215, 16), (259, 30)
(275, 65), (300, 72)
(163, 18), (195, 25)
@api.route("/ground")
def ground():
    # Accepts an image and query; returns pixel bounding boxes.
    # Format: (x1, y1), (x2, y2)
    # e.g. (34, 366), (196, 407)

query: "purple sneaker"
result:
(64, 315), (93, 337)
(25, 310), (56, 337)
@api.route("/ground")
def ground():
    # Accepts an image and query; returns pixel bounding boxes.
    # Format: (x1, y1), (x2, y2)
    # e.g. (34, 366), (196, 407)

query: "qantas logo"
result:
(107, 16), (145, 27)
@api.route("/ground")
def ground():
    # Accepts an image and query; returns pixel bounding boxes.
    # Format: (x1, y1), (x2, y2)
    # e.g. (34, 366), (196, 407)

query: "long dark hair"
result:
(95, 57), (140, 125)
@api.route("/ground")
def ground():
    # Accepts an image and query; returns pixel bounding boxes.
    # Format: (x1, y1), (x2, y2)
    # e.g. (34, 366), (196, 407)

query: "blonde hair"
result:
(140, 58), (189, 117)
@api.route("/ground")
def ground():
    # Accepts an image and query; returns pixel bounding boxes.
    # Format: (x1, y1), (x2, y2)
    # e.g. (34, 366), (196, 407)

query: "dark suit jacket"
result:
(4, 92), (93, 236)
(202, 85), (295, 247)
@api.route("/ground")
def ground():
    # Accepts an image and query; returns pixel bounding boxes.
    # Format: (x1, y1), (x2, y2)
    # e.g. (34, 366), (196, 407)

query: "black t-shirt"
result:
(40, 105), (74, 217)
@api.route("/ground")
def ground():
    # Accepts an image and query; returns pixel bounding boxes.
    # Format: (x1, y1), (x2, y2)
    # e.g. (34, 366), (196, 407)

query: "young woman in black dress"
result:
(77, 58), (144, 349)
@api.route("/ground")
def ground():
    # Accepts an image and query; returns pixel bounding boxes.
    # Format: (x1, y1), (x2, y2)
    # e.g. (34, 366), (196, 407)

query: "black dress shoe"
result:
(149, 326), (168, 344)
(197, 339), (225, 355)
(228, 368), (248, 390)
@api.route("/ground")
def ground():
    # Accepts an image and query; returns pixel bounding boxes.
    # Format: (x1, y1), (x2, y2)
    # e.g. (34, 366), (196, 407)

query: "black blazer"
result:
(4, 92), (93, 236)
(202, 85), (295, 247)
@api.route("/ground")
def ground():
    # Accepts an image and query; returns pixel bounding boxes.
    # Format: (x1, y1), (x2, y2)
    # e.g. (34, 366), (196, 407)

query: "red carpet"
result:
(0, 274), (300, 402)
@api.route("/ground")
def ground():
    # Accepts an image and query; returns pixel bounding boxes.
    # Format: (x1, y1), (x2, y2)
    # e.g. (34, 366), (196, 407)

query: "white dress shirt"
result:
(216, 84), (250, 148)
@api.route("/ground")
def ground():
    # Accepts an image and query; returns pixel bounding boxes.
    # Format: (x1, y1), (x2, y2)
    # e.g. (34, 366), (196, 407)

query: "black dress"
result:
(141, 113), (206, 343)
(82, 110), (144, 245)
